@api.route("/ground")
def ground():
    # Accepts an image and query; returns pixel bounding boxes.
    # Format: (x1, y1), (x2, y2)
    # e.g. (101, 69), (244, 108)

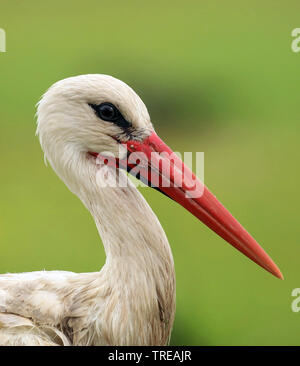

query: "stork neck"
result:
(64, 156), (176, 345)
(74, 159), (175, 277)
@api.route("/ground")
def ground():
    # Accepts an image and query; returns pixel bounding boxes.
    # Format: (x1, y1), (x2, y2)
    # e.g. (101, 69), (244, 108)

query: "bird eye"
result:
(99, 104), (116, 120)
(95, 103), (119, 122)
(89, 102), (131, 129)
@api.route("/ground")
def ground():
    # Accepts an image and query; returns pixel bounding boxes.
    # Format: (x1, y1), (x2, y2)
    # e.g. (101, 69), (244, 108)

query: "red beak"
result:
(94, 131), (283, 279)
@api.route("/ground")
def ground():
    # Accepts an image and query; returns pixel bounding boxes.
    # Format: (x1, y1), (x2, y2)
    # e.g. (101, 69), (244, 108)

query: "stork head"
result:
(37, 74), (153, 164)
(36, 74), (283, 280)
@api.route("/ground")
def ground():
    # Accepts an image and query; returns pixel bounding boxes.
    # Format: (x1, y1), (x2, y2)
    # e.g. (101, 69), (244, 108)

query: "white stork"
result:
(0, 75), (283, 346)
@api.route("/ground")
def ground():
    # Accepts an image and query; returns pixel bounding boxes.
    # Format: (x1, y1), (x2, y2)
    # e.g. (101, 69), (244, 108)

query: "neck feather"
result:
(62, 154), (176, 345)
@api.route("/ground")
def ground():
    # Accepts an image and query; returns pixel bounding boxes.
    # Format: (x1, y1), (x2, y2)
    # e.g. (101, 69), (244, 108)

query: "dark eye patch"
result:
(89, 102), (132, 129)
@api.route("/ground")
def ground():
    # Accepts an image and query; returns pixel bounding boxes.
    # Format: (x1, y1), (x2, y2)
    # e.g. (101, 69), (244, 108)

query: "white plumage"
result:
(0, 75), (175, 346)
(0, 74), (283, 346)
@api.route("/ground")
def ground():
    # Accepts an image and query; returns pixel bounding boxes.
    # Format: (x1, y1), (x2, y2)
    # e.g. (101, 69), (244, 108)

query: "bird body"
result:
(0, 163), (175, 346)
(0, 74), (282, 346)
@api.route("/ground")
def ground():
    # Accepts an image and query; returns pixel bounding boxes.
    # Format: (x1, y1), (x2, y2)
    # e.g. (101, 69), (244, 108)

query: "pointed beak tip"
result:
(269, 264), (284, 280)
(277, 271), (284, 280)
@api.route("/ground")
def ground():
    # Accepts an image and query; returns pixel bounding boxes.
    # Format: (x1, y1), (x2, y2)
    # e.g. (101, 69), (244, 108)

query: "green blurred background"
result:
(1, 0), (300, 345)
